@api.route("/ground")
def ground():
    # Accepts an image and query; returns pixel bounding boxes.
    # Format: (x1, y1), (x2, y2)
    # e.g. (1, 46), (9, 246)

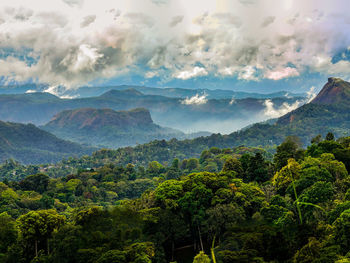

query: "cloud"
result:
(151, 0), (169, 6)
(169, 15), (183, 27)
(261, 16), (275, 27)
(80, 15), (96, 27)
(60, 44), (104, 73)
(265, 67), (300, 80)
(43, 85), (77, 98)
(306, 86), (317, 102)
(25, 89), (36, 93)
(284, 92), (292, 99)
(0, 0), (350, 88)
(145, 71), (159, 79)
(175, 67), (208, 80)
(181, 93), (208, 105)
(62, 0), (84, 7)
(239, 0), (257, 5)
(238, 66), (259, 81)
(263, 99), (302, 118)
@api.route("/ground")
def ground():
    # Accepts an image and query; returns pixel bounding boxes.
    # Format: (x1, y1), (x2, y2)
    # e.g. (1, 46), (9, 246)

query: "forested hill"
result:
(82, 78), (350, 167)
(0, 121), (94, 164)
(42, 108), (190, 148)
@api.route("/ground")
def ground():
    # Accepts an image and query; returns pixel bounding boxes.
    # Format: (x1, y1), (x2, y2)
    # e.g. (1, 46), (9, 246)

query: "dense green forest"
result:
(1, 133), (350, 262)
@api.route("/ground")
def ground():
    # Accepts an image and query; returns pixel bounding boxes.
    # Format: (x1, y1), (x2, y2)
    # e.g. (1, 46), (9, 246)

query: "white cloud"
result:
(43, 85), (76, 98)
(145, 71), (159, 78)
(0, 0), (350, 87)
(263, 99), (302, 118)
(261, 16), (275, 28)
(175, 67), (208, 80)
(238, 66), (259, 81)
(80, 15), (96, 27)
(284, 92), (291, 99)
(306, 86), (317, 102)
(25, 89), (36, 93)
(169, 15), (183, 27)
(265, 67), (299, 80)
(60, 44), (104, 73)
(181, 93), (208, 105)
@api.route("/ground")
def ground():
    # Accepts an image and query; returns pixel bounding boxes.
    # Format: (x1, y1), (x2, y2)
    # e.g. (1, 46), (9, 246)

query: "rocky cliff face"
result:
(311, 77), (350, 105)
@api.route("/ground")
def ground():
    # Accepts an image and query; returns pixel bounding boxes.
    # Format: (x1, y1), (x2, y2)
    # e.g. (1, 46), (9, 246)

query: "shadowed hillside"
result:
(42, 108), (205, 148)
(0, 121), (94, 164)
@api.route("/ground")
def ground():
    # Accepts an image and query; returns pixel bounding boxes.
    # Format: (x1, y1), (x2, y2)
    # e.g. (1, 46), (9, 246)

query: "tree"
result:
(222, 157), (243, 175)
(187, 158), (199, 171)
(193, 251), (211, 263)
(274, 137), (303, 171)
(334, 209), (350, 253)
(0, 212), (17, 254)
(199, 150), (211, 164)
(17, 209), (65, 258)
(19, 174), (50, 194)
(147, 161), (164, 176)
(166, 159), (181, 179)
(246, 153), (270, 183)
(272, 159), (301, 194)
(311, 134), (322, 144)
(293, 237), (321, 263)
(326, 132), (335, 141)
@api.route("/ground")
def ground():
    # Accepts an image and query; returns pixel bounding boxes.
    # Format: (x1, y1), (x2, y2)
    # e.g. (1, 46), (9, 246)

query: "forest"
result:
(1, 133), (350, 262)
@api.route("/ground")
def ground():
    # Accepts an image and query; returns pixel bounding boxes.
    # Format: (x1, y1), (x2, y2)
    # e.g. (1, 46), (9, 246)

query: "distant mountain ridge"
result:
(0, 121), (93, 164)
(0, 88), (304, 134)
(42, 108), (208, 148)
(0, 83), (306, 99)
(71, 85), (306, 100)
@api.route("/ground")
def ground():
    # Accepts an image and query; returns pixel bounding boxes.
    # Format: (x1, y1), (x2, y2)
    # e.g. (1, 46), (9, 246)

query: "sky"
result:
(1, 0), (350, 93)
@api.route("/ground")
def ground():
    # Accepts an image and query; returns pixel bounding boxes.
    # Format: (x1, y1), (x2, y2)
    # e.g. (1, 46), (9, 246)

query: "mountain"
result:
(0, 89), (305, 134)
(311, 77), (350, 105)
(0, 121), (94, 164)
(75, 78), (350, 166)
(42, 108), (206, 148)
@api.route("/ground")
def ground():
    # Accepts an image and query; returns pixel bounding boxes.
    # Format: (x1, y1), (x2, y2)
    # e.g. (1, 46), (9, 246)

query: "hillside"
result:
(72, 78), (350, 166)
(0, 121), (93, 164)
(42, 108), (200, 148)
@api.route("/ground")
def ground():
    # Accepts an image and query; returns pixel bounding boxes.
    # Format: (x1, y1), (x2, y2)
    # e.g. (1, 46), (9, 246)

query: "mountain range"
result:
(64, 85), (306, 100)
(0, 83), (306, 99)
(0, 77), (346, 165)
(0, 87), (305, 133)
(80, 77), (350, 166)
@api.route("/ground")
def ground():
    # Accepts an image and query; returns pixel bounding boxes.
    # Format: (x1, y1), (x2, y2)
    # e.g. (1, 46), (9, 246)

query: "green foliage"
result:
(193, 251), (210, 263)
(0, 212), (18, 254)
(0, 135), (349, 262)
